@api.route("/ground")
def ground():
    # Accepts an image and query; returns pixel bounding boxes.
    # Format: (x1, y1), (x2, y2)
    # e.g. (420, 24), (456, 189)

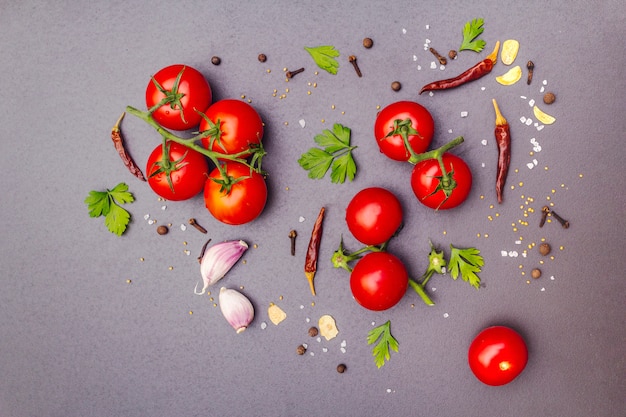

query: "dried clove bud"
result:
(526, 61), (534, 85)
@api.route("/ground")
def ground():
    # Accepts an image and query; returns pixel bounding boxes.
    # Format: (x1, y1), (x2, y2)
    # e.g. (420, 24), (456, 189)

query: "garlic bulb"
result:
(195, 240), (248, 295)
(219, 287), (254, 333)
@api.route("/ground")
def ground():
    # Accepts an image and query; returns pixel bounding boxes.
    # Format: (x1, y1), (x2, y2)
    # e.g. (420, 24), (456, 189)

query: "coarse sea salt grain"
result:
(520, 116), (527, 124)
(481, 162), (486, 168)
(417, 65), (422, 70)
(534, 145), (542, 152)
(540, 86), (545, 93)
(402, 28), (407, 34)
(501, 251), (508, 257)
(525, 118), (533, 126)
(440, 65), (445, 70)
(529, 99), (535, 107)
(340, 347), (347, 354)
(461, 111), (468, 118)
(144, 214), (150, 220)
(305, 317), (310, 323)
(543, 80), (548, 85)
(299, 119), (306, 128)
(537, 125), (545, 131)
(300, 305), (305, 309)
(261, 322), (267, 330)
(180, 224), (187, 231)
(520, 95), (527, 100)
(298, 216), (305, 223)
(508, 251), (518, 257)
(533, 159), (538, 165)
(322, 347), (328, 353)
(527, 162), (535, 169)
(430, 61), (437, 69)
(443, 313), (449, 318)
(161, 205), (167, 210)
(341, 340), (347, 347)
(148, 219), (155, 225)
(413, 55), (418, 61)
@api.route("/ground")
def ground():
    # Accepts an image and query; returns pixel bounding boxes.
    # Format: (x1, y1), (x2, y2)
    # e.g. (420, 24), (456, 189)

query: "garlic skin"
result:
(195, 240), (248, 295)
(219, 287), (254, 333)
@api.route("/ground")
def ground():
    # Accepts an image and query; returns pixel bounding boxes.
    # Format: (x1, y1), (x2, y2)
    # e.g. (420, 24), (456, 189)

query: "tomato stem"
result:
(407, 135), (464, 165)
(407, 278), (435, 306)
(125, 105), (266, 175)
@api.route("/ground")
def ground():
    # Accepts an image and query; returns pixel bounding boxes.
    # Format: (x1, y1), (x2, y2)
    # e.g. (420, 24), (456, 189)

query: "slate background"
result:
(1, 1), (625, 416)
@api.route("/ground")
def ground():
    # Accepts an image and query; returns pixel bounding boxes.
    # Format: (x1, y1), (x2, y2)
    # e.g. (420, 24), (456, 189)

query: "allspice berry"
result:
(391, 81), (402, 91)
(531, 268), (542, 279)
(336, 364), (347, 373)
(156, 225), (169, 235)
(211, 56), (221, 65)
(308, 326), (319, 337)
(539, 243), (551, 256)
(258, 53), (267, 63)
(296, 344), (307, 355)
(448, 50), (458, 60)
(543, 92), (556, 104)
(363, 37), (374, 48)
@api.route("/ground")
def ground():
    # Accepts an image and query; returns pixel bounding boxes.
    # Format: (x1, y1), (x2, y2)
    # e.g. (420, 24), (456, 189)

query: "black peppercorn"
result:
(211, 56), (221, 65)
(543, 92), (556, 105)
(156, 225), (169, 235)
(531, 268), (542, 279)
(391, 81), (401, 91)
(258, 53), (267, 63)
(308, 326), (319, 337)
(336, 364), (347, 373)
(363, 38), (373, 48)
(296, 344), (306, 355)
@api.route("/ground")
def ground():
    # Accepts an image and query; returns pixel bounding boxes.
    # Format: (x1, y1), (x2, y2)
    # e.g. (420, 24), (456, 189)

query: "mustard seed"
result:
(363, 37), (373, 48)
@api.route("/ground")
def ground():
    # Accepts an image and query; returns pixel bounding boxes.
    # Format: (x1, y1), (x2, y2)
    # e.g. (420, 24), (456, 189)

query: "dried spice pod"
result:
(304, 207), (326, 296)
(492, 99), (511, 204)
(111, 112), (146, 181)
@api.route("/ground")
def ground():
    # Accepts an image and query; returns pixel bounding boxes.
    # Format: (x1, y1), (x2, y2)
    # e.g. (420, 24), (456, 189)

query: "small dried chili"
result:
(419, 41), (500, 95)
(111, 112), (146, 181)
(492, 98), (511, 204)
(304, 207), (325, 296)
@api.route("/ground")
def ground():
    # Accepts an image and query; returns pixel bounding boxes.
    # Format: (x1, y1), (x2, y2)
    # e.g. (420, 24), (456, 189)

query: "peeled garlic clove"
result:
(195, 240), (248, 295)
(496, 65), (522, 85)
(533, 105), (556, 125)
(219, 287), (254, 333)
(500, 39), (520, 65)
(319, 314), (339, 340)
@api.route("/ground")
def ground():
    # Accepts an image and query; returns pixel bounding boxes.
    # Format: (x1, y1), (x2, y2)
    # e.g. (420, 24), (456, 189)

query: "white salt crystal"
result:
(180, 224), (187, 231)
(430, 61), (437, 69)
(529, 99), (535, 107)
(260, 322), (267, 330)
(460, 111), (468, 118)
(143, 214), (150, 220)
(298, 216), (305, 223)
(481, 139), (488, 146)
(501, 251), (508, 257)
(298, 119), (306, 128)
(527, 162), (535, 169)
(525, 118), (533, 126)
(520, 116), (527, 123)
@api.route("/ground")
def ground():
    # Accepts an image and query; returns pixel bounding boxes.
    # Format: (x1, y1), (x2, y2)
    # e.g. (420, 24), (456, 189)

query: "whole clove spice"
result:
(286, 68), (305, 79)
(539, 205), (550, 228)
(429, 47), (447, 65)
(526, 61), (534, 85)
(348, 55), (362, 77)
(289, 230), (297, 256)
(550, 210), (570, 229)
(189, 218), (208, 234)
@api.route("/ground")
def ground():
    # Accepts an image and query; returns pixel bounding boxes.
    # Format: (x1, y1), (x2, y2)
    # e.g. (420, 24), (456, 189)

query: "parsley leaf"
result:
(448, 244), (484, 289)
(459, 18), (486, 52)
(85, 183), (134, 236)
(298, 123), (357, 184)
(367, 320), (399, 369)
(304, 45), (340, 74)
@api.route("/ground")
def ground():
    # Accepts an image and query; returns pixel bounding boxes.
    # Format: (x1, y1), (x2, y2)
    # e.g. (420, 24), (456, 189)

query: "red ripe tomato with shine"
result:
(145, 64), (212, 131)
(203, 161), (267, 225)
(146, 141), (208, 201)
(411, 153), (472, 210)
(345, 187), (403, 246)
(199, 99), (264, 157)
(468, 326), (529, 386)
(350, 252), (409, 311)
(374, 101), (435, 161)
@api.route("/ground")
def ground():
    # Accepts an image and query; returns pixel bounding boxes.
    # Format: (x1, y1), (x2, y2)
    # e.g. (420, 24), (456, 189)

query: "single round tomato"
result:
(345, 187), (403, 245)
(203, 161), (267, 225)
(146, 141), (209, 201)
(146, 64), (212, 131)
(374, 101), (435, 162)
(468, 326), (529, 386)
(199, 99), (264, 157)
(411, 153), (472, 210)
(350, 252), (408, 311)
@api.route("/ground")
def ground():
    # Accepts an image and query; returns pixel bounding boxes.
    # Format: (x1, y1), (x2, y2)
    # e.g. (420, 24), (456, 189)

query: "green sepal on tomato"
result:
(204, 161), (267, 225)
(411, 153), (472, 210)
(146, 64), (212, 131)
(374, 101), (434, 162)
(146, 141), (209, 201)
(199, 99), (264, 157)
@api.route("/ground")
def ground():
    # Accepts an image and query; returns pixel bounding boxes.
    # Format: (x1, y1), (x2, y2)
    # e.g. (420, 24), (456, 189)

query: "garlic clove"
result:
(219, 287), (254, 333)
(195, 240), (248, 295)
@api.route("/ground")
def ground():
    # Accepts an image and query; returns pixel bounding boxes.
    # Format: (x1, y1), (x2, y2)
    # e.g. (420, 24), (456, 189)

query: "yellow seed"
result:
(126, 279), (132, 284)
(168, 266), (173, 270)
(307, 91), (312, 95)
(331, 104), (336, 109)
(253, 244), (258, 249)
(189, 311), (193, 315)
(139, 257), (144, 261)
(266, 69), (271, 73)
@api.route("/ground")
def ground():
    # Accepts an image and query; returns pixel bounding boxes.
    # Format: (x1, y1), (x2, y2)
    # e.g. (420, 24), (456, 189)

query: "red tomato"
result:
(374, 101), (435, 162)
(411, 153), (472, 210)
(203, 161), (267, 225)
(345, 187), (403, 245)
(146, 141), (209, 201)
(468, 326), (528, 386)
(146, 64), (212, 131)
(350, 252), (408, 311)
(199, 99), (264, 157)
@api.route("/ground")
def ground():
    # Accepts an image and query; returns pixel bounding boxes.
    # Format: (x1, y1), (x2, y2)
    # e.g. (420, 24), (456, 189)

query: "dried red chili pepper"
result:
(304, 207), (325, 296)
(111, 112), (146, 181)
(492, 98), (511, 204)
(419, 41), (500, 95)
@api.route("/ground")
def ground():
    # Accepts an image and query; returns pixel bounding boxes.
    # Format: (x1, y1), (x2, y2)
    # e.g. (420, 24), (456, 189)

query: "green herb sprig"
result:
(459, 18), (486, 52)
(449, 245), (484, 289)
(304, 45), (340, 74)
(85, 183), (134, 236)
(298, 123), (357, 184)
(367, 320), (399, 369)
